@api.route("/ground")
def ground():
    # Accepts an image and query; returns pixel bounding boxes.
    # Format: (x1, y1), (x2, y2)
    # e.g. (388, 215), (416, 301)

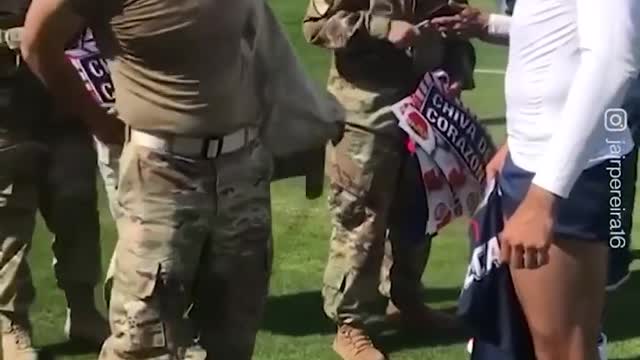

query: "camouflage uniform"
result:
(1, 12), (106, 358)
(95, 136), (121, 219)
(95, 135), (120, 305)
(303, 0), (475, 335)
(26, 0), (341, 358)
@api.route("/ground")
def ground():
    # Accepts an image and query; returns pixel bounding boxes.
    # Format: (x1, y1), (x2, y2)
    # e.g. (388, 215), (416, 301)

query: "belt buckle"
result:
(1, 28), (22, 51)
(0, 28), (21, 78)
(204, 138), (222, 158)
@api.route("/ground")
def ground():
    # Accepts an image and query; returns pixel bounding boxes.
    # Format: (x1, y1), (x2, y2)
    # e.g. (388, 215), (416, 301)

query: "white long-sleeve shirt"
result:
(503, 0), (640, 198)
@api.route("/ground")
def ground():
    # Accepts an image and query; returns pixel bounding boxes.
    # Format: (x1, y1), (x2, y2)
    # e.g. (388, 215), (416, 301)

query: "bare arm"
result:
(532, 0), (640, 197)
(21, 0), (122, 144)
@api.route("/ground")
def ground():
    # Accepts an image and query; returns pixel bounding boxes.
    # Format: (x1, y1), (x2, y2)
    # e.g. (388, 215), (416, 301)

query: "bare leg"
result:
(511, 238), (606, 360)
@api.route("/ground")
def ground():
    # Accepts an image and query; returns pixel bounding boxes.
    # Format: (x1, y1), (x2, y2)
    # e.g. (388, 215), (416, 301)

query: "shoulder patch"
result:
(311, 0), (332, 16)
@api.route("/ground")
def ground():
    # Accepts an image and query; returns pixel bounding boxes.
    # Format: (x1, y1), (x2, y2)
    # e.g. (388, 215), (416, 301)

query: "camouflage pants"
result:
(0, 131), (101, 314)
(95, 138), (209, 360)
(99, 138), (273, 360)
(95, 137), (122, 219)
(323, 107), (433, 327)
(95, 137), (121, 308)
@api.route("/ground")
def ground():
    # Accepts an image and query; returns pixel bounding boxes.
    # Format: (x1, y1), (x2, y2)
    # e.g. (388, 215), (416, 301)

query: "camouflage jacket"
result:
(303, 0), (476, 114)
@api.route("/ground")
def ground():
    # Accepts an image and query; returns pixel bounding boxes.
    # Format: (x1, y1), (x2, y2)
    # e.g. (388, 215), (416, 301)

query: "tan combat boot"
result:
(0, 312), (38, 360)
(332, 324), (387, 360)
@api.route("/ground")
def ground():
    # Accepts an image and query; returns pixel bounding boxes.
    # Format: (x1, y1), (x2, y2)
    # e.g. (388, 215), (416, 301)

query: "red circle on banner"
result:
(407, 111), (430, 140)
(435, 203), (448, 221)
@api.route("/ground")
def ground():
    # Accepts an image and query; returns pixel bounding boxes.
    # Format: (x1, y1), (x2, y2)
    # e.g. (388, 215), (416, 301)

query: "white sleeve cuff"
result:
(487, 14), (511, 38)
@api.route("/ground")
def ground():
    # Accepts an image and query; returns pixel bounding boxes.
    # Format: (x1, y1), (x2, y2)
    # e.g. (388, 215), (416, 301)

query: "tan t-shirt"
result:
(69, 0), (261, 136)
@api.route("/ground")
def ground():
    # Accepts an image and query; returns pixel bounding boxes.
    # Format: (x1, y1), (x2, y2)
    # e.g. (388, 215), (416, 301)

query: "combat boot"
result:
(0, 312), (38, 360)
(63, 286), (109, 345)
(332, 324), (387, 360)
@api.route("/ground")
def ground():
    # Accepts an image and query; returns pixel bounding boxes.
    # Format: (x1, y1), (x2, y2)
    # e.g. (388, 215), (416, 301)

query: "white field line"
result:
(475, 68), (506, 75)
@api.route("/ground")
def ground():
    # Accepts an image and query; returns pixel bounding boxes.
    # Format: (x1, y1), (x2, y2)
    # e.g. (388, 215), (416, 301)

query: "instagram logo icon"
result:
(604, 108), (628, 132)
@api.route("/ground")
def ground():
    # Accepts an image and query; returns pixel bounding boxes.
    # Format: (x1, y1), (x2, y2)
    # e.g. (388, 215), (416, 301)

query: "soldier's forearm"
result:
(303, 10), (391, 49)
(23, 46), (106, 125)
(21, 0), (106, 128)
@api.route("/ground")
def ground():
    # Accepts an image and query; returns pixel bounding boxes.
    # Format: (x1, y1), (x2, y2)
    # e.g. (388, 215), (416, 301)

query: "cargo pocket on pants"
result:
(112, 261), (167, 353)
(327, 138), (373, 197)
(123, 299), (166, 350)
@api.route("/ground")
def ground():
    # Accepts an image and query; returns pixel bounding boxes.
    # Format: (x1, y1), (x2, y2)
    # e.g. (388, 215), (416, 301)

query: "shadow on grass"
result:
(261, 290), (333, 335)
(38, 340), (100, 360)
(605, 269), (640, 344)
(611, 357), (640, 360)
(377, 305), (469, 354)
(480, 117), (505, 126)
(261, 287), (461, 337)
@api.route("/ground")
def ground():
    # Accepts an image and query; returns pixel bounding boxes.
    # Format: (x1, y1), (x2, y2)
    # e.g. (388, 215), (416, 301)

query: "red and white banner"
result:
(392, 71), (496, 235)
(65, 31), (114, 110)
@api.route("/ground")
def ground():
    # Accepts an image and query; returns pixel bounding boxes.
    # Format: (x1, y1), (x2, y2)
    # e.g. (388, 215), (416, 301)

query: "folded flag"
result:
(458, 179), (535, 360)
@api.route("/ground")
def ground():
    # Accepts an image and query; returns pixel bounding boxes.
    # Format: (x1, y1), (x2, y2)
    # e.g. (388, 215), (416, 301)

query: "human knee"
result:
(530, 329), (570, 360)
(530, 325), (599, 360)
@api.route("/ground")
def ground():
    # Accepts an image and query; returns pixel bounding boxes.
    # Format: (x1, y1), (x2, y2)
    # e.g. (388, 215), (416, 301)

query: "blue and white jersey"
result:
(458, 180), (535, 360)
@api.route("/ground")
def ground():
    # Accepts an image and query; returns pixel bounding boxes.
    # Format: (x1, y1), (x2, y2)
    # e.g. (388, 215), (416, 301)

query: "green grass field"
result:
(26, 1), (640, 359)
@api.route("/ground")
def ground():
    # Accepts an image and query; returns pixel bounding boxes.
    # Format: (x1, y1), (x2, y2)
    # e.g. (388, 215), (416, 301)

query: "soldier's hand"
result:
(91, 113), (125, 146)
(387, 20), (420, 48)
(428, 3), (490, 39)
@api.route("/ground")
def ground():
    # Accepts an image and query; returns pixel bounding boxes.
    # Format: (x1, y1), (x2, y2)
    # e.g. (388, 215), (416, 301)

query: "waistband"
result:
(126, 127), (259, 159)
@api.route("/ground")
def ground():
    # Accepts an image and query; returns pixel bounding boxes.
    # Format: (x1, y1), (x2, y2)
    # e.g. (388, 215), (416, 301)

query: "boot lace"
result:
(345, 327), (374, 355)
